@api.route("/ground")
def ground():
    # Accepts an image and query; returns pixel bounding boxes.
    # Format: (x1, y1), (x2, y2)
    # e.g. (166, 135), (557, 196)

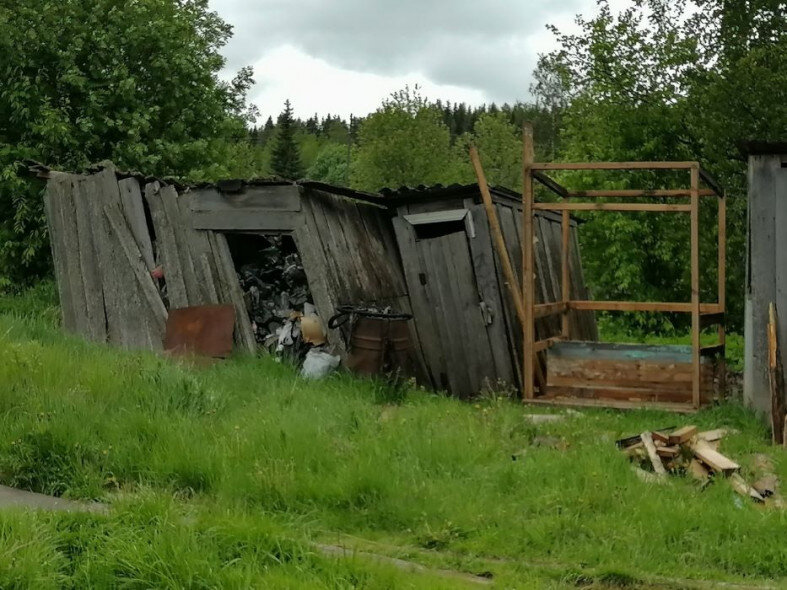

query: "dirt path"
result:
(0, 484), (107, 514)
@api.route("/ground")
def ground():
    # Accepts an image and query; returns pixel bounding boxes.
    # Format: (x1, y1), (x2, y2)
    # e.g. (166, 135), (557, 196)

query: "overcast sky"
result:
(208, 0), (608, 121)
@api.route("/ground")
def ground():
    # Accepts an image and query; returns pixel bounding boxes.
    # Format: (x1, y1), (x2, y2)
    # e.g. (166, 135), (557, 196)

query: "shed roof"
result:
(740, 141), (787, 156)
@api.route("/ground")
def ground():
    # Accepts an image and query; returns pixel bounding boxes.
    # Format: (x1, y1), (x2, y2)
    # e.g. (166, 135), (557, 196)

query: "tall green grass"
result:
(0, 284), (782, 587)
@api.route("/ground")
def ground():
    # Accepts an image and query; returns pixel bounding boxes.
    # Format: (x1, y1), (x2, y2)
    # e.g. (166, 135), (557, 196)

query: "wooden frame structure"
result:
(521, 127), (726, 411)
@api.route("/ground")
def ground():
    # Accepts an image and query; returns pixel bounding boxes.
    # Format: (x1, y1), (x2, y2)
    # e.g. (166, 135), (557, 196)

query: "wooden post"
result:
(522, 123), (536, 399)
(561, 209), (570, 339)
(768, 303), (785, 444)
(470, 146), (526, 324)
(718, 193), (727, 397)
(691, 165), (701, 409)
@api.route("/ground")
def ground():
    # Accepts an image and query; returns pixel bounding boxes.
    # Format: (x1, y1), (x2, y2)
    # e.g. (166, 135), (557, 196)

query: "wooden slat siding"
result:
(304, 192), (353, 300)
(357, 203), (409, 297)
(467, 203), (516, 386)
(445, 230), (498, 392)
(208, 231), (256, 353)
(117, 178), (156, 271)
(159, 185), (201, 305)
(547, 358), (715, 389)
(536, 215), (562, 334)
(176, 193), (220, 305)
(144, 182), (188, 308)
(331, 197), (377, 299)
(93, 168), (150, 348)
(422, 236), (471, 396)
(103, 204), (167, 347)
(191, 210), (298, 231)
(496, 204), (524, 361)
(189, 185), (301, 213)
(774, 160), (787, 413)
(59, 176), (94, 335)
(349, 202), (402, 301)
(71, 177), (107, 342)
(391, 217), (443, 388)
(43, 174), (79, 332)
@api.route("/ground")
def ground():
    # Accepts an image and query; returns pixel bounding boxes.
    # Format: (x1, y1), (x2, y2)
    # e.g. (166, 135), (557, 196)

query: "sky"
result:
(207, 0), (609, 122)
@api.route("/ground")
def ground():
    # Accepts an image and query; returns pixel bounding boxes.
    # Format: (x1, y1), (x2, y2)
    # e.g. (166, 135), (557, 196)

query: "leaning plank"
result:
(177, 193), (220, 305)
(104, 204), (167, 338)
(691, 441), (739, 474)
(159, 185), (201, 304)
(144, 182), (188, 308)
(93, 169), (150, 348)
(208, 231), (256, 353)
(72, 177), (107, 342)
(118, 178), (156, 271)
(768, 303), (786, 444)
(43, 174), (79, 332)
(640, 432), (667, 476)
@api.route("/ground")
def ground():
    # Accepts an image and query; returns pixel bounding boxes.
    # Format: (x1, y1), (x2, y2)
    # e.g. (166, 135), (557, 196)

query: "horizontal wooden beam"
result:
(533, 202), (691, 212)
(534, 336), (563, 352)
(532, 172), (568, 198)
(566, 189), (716, 198)
(568, 301), (723, 313)
(534, 302), (568, 318)
(525, 397), (698, 413)
(531, 162), (698, 171)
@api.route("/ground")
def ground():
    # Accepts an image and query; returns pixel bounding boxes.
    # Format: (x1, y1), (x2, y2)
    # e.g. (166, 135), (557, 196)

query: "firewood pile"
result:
(237, 236), (311, 348)
(618, 426), (783, 506)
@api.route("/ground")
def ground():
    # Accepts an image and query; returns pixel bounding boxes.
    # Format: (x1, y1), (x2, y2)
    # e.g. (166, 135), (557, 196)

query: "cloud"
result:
(209, 0), (597, 118)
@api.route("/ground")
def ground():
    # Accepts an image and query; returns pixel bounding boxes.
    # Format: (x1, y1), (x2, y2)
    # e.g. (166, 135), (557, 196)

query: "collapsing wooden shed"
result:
(383, 183), (598, 398)
(33, 162), (599, 399)
(744, 143), (787, 416)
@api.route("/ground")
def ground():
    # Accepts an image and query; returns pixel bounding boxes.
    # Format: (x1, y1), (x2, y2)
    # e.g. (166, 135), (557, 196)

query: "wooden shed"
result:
(744, 143), (787, 416)
(383, 184), (598, 398)
(188, 180), (415, 355)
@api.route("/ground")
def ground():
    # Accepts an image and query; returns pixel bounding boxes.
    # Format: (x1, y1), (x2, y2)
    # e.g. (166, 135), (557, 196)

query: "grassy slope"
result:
(0, 284), (783, 588)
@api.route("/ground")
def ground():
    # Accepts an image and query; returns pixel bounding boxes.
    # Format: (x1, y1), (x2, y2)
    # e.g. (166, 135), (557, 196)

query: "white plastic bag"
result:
(301, 349), (340, 379)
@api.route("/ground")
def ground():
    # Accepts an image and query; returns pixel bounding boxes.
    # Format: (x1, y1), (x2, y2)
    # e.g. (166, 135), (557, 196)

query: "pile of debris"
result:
(618, 426), (782, 506)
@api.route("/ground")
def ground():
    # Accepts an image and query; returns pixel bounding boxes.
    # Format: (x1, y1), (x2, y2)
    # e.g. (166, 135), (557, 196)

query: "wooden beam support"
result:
(532, 171), (568, 198)
(691, 165), (701, 409)
(534, 336), (562, 353)
(566, 189), (716, 198)
(561, 209), (570, 338)
(533, 202), (691, 212)
(718, 193), (727, 397)
(568, 300), (722, 313)
(531, 161), (698, 171)
(699, 168), (725, 198)
(522, 123), (536, 400)
(534, 301), (567, 318)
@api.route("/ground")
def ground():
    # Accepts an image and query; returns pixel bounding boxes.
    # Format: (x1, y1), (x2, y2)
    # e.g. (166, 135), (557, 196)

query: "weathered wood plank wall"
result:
(745, 151), (787, 415)
(42, 167), (255, 353)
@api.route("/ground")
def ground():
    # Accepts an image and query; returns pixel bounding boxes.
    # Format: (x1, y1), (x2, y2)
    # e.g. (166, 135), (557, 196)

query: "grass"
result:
(0, 283), (782, 588)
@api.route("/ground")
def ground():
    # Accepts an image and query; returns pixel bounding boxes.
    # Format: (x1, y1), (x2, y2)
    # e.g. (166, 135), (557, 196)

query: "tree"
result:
(465, 112), (523, 190)
(308, 144), (351, 186)
(351, 86), (460, 191)
(0, 0), (256, 287)
(270, 100), (303, 179)
(534, 0), (787, 331)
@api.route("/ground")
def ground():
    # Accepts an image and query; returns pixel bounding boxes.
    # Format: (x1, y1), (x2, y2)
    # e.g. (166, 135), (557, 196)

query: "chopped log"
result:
(729, 473), (764, 502)
(768, 303), (786, 445)
(752, 474), (778, 497)
(656, 445), (680, 459)
(688, 459), (710, 481)
(691, 441), (739, 475)
(641, 432), (667, 476)
(668, 425), (698, 445)
(651, 431), (670, 444)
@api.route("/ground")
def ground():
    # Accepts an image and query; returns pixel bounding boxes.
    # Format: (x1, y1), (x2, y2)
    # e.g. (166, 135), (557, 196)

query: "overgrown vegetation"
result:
(0, 285), (781, 587)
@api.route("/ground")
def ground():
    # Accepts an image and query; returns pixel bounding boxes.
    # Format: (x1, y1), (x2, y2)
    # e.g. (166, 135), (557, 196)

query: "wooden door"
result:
(393, 210), (515, 397)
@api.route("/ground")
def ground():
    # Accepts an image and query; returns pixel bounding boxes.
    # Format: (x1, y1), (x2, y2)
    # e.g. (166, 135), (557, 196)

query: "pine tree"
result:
(270, 100), (303, 179)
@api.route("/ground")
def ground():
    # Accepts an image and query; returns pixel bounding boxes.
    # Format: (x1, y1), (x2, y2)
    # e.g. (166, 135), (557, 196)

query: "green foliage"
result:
(535, 0), (787, 331)
(460, 112), (524, 190)
(308, 143), (351, 185)
(0, 0), (258, 287)
(270, 99), (304, 179)
(351, 87), (461, 191)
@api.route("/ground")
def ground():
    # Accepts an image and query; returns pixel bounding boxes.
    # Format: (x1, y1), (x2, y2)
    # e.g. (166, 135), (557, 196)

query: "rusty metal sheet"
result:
(164, 304), (236, 358)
